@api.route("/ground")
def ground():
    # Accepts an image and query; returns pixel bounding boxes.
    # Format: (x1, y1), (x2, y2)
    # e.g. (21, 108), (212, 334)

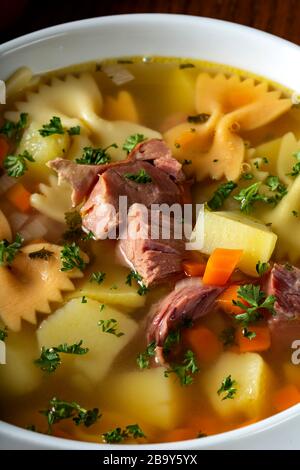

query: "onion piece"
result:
(9, 212), (29, 231)
(20, 216), (48, 242)
(103, 64), (135, 86)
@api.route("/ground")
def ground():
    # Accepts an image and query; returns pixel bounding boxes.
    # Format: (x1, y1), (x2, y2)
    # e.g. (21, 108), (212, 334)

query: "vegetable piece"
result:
(164, 350), (199, 386)
(4, 150), (35, 178)
(233, 284), (276, 327)
(236, 325), (271, 352)
(0, 209), (12, 241)
(0, 136), (9, 165)
(122, 134), (146, 154)
(35, 340), (89, 373)
(183, 326), (222, 364)
(273, 385), (300, 412)
(37, 298), (138, 384)
(192, 210), (277, 276)
(126, 270), (148, 296)
(182, 260), (206, 277)
(39, 116), (64, 137)
(202, 248), (243, 286)
(137, 341), (156, 369)
(75, 144), (117, 165)
(207, 181), (237, 210)
(202, 352), (273, 419)
(60, 242), (87, 272)
(217, 285), (246, 315)
(102, 368), (184, 430)
(104, 90), (139, 123)
(0, 233), (23, 266)
(90, 271), (106, 284)
(102, 424), (145, 443)
(217, 375), (237, 400)
(98, 318), (124, 337)
(0, 113), (28, 141)
(6, 182), (32, 213)
(29, 247), (54, 260)
(124, 169), (152, 183)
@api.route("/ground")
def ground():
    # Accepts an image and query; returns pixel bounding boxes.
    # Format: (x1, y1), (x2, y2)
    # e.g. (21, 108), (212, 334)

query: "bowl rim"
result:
(0, 13), (300, 450)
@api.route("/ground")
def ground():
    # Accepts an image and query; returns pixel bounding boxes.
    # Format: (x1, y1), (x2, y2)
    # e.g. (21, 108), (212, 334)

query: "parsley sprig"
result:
(233, 284), (276, 327)
(0, 233), (23, 266)
(207, 181), (237, 210)
(287, 151), (300, 177)
(164, 350), (199, 386)
(124, 169), (152, 184)
(122, 134), (146, 154)
(126, 270), (148, 296)
(89, 271), (106, 284)
(255, 261), (270, 276)
(217, 375), (237, 400)
(137, 341), (156, 369)
(4, 150), (35, 178)
(38, 116), (81, 137)
(0, 113), (28, 141)
(60, 242), (86, 271)
(35, 340), (89, 373)
(75, 144), (117, 165)
(102, 424), (145, 443)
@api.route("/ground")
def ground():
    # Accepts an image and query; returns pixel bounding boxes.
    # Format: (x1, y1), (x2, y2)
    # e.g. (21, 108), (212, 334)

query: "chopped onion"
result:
(0, 174), (16, 195)
(9, 212), (29, 231)
(103, 65), (135, 86)
(20, 216), (48, 242)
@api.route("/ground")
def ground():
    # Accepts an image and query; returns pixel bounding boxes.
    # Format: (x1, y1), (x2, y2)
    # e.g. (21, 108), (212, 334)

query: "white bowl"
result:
(0, 13), (300, 450)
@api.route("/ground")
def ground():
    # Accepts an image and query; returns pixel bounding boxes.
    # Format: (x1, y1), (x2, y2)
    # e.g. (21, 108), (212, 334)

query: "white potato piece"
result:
(37, 298), (138, 384)
(202, 352), (272, 419)
(191, 210), (277, 276)
(102, 368), (184, 430)
(0, 327), (41, 397)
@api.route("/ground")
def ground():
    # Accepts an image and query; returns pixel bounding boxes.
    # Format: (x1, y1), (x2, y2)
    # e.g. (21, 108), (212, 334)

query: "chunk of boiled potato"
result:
(37, 298), (138, 384)
(101, 368), (184, 430)
(18, 121), (70, 182)
(202, 352), (272, 419)
(0, 326), (41, 397)
(191, 210), (277, 276)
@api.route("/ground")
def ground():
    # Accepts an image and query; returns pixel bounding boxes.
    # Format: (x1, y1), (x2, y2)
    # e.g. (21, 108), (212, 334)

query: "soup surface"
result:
(0, 57), (300, 445)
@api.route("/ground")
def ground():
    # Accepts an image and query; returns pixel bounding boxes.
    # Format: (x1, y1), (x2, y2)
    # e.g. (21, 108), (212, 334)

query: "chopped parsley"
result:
(164, 350), (199, 386)
(68, 126), (81, 136)
(81, 296), (87, 304)
(217, 375), (237, 400)
(233, 181), (275, 213)
(76, 144), (117, 165)
(137, 341), (156, 369)
(124, 169), (152, 184)
(102, 424), (145, 443)
(241, 172), (254, 180)
(265, 175), (287, 200)
(39, 116), (64, 136)
(187, 113), (210, 124)
(179, 63), (195, 69)
(207, 181), (237, 210)
(40, 397), (100, 433)
(0, 233), (23, 266)
(287, 151), (300, 177)
(122, 134), (146, 154)
(256, 261), (270, 276)
(98, 318), (124, 337)
(163, 330), (181, 355)
(4, 150), (35, 178)
(29, 248), (54, 260)
(35, 340), (89, 373)
(126, 270), (149, 296)
(0, 113), (28, 141)
(0, 328), (8, 342)
(89, 271), (106, 284)
(60, 242), (86, 272)
(233, 284), (276, 327)
(242, 327), (257, 340)
(219, 327), (236, 347)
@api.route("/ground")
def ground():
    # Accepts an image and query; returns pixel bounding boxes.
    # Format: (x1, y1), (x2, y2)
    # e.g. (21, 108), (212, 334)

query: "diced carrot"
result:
(182, 260), (206, 277)
(162, 427), (198, 442)
(6, 183), (31, 213)
(273, 384), (300, 412)
(203, 248), (243, 286)
(217, 284), (246, 315)
(0, 136), (9, 165)
(237, 325), (271, 353)
(183, 325), (222, 364)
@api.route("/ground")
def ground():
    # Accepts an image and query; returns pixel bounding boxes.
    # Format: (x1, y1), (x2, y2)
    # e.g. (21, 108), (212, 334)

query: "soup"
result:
(0, 57), (300, 445)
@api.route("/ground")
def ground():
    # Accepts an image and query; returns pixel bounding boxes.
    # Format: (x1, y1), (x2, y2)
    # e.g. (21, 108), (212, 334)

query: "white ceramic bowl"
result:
(0, 13), (300, 450)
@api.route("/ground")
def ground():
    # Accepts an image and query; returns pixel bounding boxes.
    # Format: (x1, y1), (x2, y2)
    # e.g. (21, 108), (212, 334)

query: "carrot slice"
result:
(183, 325), (222, 364)
(273, 384), (300, 412)
(237, 325), (271, 352)
(6, 183), (31, 213)
(0, 136), (9, 165)
(217, 284), (246, 315)
(203, 248), (243, 286)
(182, 261), (206, 277)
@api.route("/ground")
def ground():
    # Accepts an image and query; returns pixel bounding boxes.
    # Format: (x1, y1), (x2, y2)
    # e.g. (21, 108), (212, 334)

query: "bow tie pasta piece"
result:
(30, 175), (73, 223)
(0, 209), (12, 241)
(103, 90), (139, 123)
(0, 243), (88, 332)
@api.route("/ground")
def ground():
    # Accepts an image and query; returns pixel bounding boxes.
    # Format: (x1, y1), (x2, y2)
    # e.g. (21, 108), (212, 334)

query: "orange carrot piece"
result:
(203, 248), (243, 286)
(183, 325), (222, 364)
(217, 284), (246, 315)
(183, 261), (206, 277)
(237, 325), (271, 353)
(162, 427), (198, 442)
(0, 136), (9, 165)
(273, 385), (300, 412)
(6, 183), (31, 213)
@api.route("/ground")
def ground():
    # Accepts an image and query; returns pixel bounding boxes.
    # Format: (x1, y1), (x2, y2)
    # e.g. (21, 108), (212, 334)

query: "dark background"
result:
(1, 0), (300, 45)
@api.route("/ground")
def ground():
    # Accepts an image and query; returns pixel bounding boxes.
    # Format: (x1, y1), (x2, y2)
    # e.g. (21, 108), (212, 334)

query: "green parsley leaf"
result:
(0, 328), (8, 342)
(0, 113), (28, 141)
(187, 113), (210, 124)
(126, 270), (149, 296)
(40, 397), (100, 433)
(89, 271), (106, 284)
(81, 296), (87, 304)
(60, 243), (86, 272)
(76, 144), (117, 165)
(29, 248), (54, 260)
(163, 329), (181, 355)
(102, 424), (145, 443)
(98, 318), (124, 337)
(265, 175), (287, 200)
(207, 181), (237, 210)
(234, 182), (271, 213)
(233, 284), (276, 327)
(67, 126), (81, 136)
(39, 116), (64, 137)
(242, 327), (257, 340)
(124, 168), (152, 184)
(219, 327), (236, 347)
(287, 151), (300, 177)
(217, 375), (237, 400)
(35, 340), (89, 373)
(241, 172), (254, 180)
(0, 233), (23, 266)
(255, 261), (270, 276)
(164, 350), (199, 386)
(4, 150), (35, 178)
(122, 134), (146, 154)
(137, 341), (156, 369)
